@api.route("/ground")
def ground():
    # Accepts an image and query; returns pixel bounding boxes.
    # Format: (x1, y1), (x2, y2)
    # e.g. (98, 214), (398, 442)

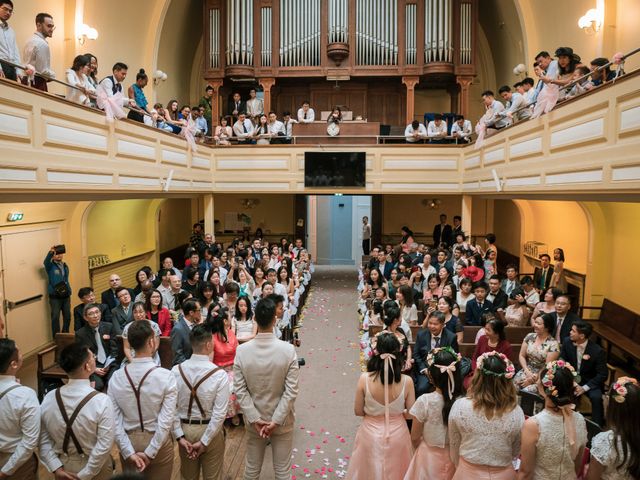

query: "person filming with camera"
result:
(44, 245), (71, 338)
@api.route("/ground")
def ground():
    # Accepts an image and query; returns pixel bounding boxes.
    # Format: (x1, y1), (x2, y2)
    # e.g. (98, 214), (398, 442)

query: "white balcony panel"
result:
(0, 112), (29, 137)
(171, 179), (192, 188)
(215, 182), (290, 190)
(510, 137), (542, 158)
(46, 124), (107, 150)
(0, 167), (37, 182)
(465, 155), (480, 168)
(550, 118), (604, 148)
(484, 148), (504, 165)
(382, 159), (457, 170)
(480, 179), (496, 189)
(119, 176), (160, 186)
(545, 169), (603, 185)
(193, 181), (214, 189)
(47, 171), (113, 184)
(620, 105), (640, 132)
(505, 176), (541, 187)
(612, 165), (640, 182)
(381, 182), (458, 190)
(192, 156), (211, 168)
(162, 149), (188, 165)
(117, 139), (155, 159)
(463, 181), (479, 190)
(217, 159), (288, 170)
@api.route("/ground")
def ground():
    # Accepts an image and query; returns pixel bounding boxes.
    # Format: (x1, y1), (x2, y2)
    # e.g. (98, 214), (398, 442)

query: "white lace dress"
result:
(531, 409), (587, 479)
(591, 430), (635, 480)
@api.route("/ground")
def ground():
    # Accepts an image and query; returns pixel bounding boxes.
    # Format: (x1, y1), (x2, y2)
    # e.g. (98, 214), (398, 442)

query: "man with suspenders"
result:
(172, 324), (229, 480)
(39, 342), (115, 479)
(108, 320), (177, 478)
(0, 339), (40, 479)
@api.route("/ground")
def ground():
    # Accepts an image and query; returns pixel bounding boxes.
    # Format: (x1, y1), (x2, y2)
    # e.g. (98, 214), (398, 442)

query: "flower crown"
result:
(426, 346), (462, 368)
(611, 376), (638, 404)
(476, 351), (515, 379)
(541, 360), (580, 398)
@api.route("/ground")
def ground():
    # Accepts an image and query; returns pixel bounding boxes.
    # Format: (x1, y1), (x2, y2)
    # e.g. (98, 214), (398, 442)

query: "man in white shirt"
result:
(0, 338), (40, 479)
(498, 85), (531, 123)
(267, 111), (286, 140)
(156, 269), (174, 309)
(451, 115), (472, 143)
(22, 12), (55, 91)
(404, 120), (427, 143)
(233, 112), (256, 144)
(39, 342), (115, 480)
(520, 276), (540, 310)
(297, 101), (315, 123)
(427, 113), (448, 144)
(266, 268), (288, 299)
(212, 256), (228, 284)
(172, 324), (229, 480)
(108, 321), (177, 478)
(96, 62), (136, 112)
(245, 88), (264, 121)
(282, 111), (297, 143)
(480, 90), (509, 137)
(0, 0), (30, 82)
(522, 77), (536, 104)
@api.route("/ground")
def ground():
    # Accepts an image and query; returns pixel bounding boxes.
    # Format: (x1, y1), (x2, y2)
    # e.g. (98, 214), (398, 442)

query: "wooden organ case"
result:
(203, 0), (477, 127)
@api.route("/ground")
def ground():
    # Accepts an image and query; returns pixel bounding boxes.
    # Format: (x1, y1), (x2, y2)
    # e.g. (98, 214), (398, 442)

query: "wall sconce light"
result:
(578, 8), (603, 34)
(421, 199), (441, 210)
(77, 23), (98, 45)
(153, 70), (168, 85)
(512, 63), (527, 77)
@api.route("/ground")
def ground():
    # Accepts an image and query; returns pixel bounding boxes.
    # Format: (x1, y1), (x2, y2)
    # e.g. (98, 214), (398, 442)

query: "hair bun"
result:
(139, 68), (146, 74)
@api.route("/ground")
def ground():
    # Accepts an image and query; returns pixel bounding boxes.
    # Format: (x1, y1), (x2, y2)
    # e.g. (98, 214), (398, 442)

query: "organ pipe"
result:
(406, 4), (416, 64)
(328, 0), (348, 43)
(460, 2), (472, 64)
(226, 0), (253, 65)
(356, 0), (397, 65)
(279, 0), (320, 67)
(424, 0), (452, 63)
(209, 8), (220, 68)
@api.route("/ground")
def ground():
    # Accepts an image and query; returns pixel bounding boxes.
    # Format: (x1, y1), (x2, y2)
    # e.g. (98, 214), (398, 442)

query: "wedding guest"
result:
(234, 296), (257, 343)
(406, 347), (463, 480)
(532, 287), (562, 321)
(346, 332), (415, 480)
(513, 314), (559, 392)
(371, 301), (413, 373)
(22, 12), (56, 91)
(145, 289), (172, 336)
(121, 302), (161, 366)
(213, 116), (233, 145)
(550, 248), (567, 292)
(504, 288), (530, 327)
(518, 360), (587, 480)
(449, 351), (524, 479)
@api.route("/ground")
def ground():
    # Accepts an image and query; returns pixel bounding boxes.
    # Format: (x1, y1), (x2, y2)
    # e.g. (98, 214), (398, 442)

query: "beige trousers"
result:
(179, 423), (225, 480)
(120, 430), (174, 480)
(60, 453), (114, 480)
(0, 452), (38, 480)
(243, 425), (293, 480)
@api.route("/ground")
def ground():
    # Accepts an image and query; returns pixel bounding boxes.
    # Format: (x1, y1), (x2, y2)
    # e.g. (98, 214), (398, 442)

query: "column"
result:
(402, 76), (420, 125)
(203, 194), (215, 240)
(456, 75), (474, 118)
(461, 194), (472, 239)
(207, 79), (224, 123)
(259, 77), (276, 114)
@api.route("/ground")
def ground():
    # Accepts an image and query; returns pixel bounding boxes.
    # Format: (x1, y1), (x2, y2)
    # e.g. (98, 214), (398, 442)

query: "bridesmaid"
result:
(346, 333), (415, 480)
(405, 347), (464, 480)
(449, 351), (524, 479)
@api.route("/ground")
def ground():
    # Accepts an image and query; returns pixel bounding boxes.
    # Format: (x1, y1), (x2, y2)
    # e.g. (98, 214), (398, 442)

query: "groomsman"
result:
(172, 324), (229, 480)
(39, 342), (115, 479)
(0, 339), (40, 479)
(108, 321), (177, 478)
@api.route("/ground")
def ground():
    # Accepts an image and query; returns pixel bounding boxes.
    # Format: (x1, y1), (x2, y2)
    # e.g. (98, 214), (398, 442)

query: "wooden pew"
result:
(37, 333), (75, 400)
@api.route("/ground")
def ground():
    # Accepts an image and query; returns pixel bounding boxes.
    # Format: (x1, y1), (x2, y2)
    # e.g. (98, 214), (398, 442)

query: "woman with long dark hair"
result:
(550, 248), (567, 293)
(587, 377), (640, 480)
(405, 347), (464, 479)
(346, 332), (415, 480)
(234, 296), (256, 343)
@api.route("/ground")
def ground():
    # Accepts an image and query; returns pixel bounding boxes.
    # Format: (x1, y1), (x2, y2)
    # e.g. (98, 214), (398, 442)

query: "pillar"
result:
(456, 75), (474, 118)
(203, 194), (215, 240)
(259, 77), (276, 114)
(207, 79), (224, 123)
(402, 76), (420, 125)
(461, 194), (472, 239)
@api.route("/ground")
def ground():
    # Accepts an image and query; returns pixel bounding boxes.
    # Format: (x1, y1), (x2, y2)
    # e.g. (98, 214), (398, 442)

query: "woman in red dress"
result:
(145, 289), (172, 336)
(210, 307), (241, 425)
(464, 317), (513, 390)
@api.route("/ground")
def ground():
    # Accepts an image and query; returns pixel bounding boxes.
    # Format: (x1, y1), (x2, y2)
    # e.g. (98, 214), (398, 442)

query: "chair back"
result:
(585, 418), (602, 449)
(519, 390), (545, 417)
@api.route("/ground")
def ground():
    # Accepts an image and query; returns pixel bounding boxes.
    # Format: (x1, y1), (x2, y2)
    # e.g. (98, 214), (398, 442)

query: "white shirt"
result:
(284, 118), (297, 137)
(451, 120), (473, 139)
(524, 288), (540, 306)
(23, 32), (54, 78)
(427, 120), (448, 138)
(108, 358), (177, 460)
(39, 379), (115, 479)
(246, 98), (264, 117)
(0, 376), (40, 476)
(404, 123), (428, 142)
(218, 266), (228, 284)
(233, 119), (254, 139)
(483, 99), (509, 128)
(268, 120), (286, 136)
(171, 354), (229, 446)
(504, 92), (531, 121)
(96, 76), (129, 107)
(297, 107), (315, 123)
(158, 284), (175, 310)
(0, 21), (21, 70)
(576, 340), (588, 376)
(65, 69), (93, 106)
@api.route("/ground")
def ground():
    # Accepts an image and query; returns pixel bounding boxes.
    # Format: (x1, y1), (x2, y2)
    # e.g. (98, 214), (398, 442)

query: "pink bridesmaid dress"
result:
(346, 374), (412, 480)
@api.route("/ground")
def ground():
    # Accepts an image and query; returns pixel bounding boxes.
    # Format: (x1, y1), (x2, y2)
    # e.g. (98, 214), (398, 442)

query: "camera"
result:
(53, 245), (66, 254)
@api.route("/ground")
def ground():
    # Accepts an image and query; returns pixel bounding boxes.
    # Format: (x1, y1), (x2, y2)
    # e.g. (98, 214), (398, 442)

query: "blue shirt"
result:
(195, 116), (208, 135)
(44, 251), (71, 296)
(132, 84), (148, 110)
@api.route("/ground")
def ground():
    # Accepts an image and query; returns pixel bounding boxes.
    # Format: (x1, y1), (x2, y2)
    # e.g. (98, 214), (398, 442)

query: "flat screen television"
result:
(304, 152), (366, 187)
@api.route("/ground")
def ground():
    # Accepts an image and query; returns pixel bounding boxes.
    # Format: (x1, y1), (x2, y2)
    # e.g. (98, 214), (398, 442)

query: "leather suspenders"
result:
(54, 389), (100, 455)
(124, 365), (159, 432)
(178, 365), (221, 418)
(0, 384), (21, 402)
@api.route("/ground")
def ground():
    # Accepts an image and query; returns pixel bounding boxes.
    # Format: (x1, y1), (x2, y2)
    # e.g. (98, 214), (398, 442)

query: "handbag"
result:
(53, 280), (71, 298)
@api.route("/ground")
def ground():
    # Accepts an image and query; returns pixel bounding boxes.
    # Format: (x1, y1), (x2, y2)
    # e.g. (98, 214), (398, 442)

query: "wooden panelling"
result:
(90, 251), (155, 295)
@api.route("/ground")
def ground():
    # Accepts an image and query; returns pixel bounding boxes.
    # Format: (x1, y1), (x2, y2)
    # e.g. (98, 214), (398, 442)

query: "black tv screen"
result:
(304, 152), (366, 187)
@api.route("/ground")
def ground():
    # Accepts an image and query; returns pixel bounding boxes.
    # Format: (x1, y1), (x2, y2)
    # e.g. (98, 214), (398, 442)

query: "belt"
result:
(181, 418), (210, 425)
(126, 429), (155, 435)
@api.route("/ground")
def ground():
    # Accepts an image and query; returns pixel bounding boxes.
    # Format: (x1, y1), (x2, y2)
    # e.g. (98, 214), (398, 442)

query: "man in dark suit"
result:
(171, 299), (202, 366)
(487, 275), (509, 313)
(73, 287), (112, 331)
(375, 249), (394, 280)
(452, 215), (464, 239)
(433, 214), (453, 248)
(465, 283), (494, 326)
(110, 286), (133, 332)
(533, 253), (554, 292)
(547, 294), (579, 344)
(560, 319), (607, 426)
(74, 303), (119, 391)
(100, 274), (134, 311)
(413, 311), (459, 396)
(227, 92), (245, 121)
(432, 249), (454, 273)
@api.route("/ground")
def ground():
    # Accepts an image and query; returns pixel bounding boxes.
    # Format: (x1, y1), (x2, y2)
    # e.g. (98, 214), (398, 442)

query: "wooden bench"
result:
(369, 324), (423, 341)
(458, 342), (521, 365)
(580, 298), (640, 363)
(462, 326), (534, 345)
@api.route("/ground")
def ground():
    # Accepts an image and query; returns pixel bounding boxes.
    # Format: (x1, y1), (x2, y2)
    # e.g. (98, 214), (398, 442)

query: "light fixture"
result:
(512, 63), (527, 77)
(153, 70), (168, 85)
(77, 23), (98, 45)
(578, 8), (603, 34)
(240, 198), (260, 209)
(421, 199), (441, 210)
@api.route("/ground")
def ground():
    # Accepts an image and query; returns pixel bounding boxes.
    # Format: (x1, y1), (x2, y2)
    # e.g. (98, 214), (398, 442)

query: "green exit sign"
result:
(7, 213), (24, 222)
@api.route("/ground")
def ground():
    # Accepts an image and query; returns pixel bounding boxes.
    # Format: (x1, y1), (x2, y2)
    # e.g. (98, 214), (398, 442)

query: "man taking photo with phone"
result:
(44, 245), (71, 338)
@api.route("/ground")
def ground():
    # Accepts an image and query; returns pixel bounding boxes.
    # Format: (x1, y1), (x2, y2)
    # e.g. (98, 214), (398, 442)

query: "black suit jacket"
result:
(488, 289), (508, 311)
(560, 339), (607, 391)
(465, 298), (494, 326)
(413, 328), (459, 373)
(110, 304), (133, 332)
(549, 311), (581, 345)
(75, 322), (119, 367)
(533, 266), (554, 292)
(170, 317), (193, 366)
(227, 99), (246, 116)
(433, 224), (453, 247)
(100, 288), (134, 311)
(73, 303), (112, 332)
